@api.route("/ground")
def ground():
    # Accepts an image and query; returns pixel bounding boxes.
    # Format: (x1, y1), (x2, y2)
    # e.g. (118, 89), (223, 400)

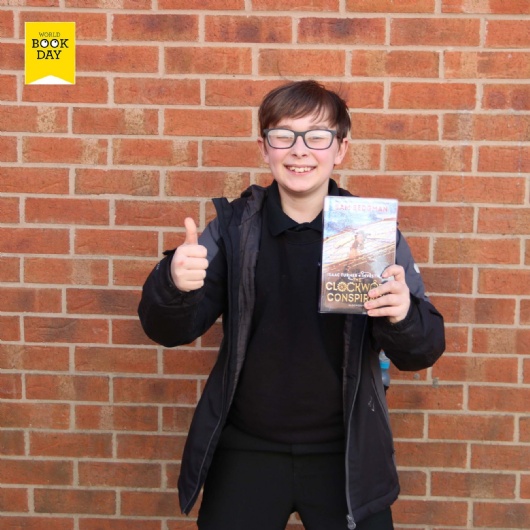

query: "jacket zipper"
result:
(344, 318), (367, 529)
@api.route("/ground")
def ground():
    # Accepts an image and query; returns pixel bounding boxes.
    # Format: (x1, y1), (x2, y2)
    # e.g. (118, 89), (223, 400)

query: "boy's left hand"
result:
(364, 264), (410, 323)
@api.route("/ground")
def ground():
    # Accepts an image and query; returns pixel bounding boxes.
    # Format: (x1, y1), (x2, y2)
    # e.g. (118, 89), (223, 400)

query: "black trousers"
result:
(197, 448), (394, 530)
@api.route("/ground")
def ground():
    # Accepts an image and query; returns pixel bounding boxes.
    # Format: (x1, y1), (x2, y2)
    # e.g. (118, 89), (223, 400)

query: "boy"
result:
(138, 80), (445, 530)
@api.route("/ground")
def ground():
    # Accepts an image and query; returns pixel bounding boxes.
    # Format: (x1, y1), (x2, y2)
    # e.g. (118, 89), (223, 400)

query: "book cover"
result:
(320, 196), (398, 314)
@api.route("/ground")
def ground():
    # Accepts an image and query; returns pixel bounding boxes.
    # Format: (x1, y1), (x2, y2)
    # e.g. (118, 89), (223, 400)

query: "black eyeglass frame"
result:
(263, 128), (338, 150)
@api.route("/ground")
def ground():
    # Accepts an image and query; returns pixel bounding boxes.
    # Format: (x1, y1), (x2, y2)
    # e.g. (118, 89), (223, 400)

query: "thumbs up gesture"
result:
(171, 217), (209, 292)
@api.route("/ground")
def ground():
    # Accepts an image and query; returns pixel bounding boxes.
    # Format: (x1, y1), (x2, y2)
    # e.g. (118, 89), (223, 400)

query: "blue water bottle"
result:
(379, 351), (391, 394)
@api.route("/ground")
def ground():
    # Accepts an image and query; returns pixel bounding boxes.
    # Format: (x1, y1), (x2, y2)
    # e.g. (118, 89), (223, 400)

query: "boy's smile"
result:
(258, 114), (349, 209)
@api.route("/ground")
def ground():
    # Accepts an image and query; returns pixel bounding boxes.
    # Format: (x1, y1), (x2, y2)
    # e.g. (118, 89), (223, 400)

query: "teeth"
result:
(287, 166), (313, 173)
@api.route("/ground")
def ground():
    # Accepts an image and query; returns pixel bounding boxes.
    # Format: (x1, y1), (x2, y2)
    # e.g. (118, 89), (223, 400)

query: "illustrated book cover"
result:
(320, 196), (398, 314)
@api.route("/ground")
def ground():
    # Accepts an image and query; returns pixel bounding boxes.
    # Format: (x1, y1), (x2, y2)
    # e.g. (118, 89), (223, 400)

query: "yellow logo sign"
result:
(25, 22), (76, 85)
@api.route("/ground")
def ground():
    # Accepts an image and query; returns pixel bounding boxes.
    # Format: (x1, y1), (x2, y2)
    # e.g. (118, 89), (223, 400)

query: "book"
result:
(319, 196), (398, 314)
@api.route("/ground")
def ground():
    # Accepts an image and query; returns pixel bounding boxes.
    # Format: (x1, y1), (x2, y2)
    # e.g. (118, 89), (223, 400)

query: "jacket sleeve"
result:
(370, 230), (445, 372)
(138, 218), (227, 347)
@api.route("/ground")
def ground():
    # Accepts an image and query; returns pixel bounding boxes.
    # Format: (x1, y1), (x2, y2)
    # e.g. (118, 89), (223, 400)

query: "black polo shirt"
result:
(228, 181), (346, 446)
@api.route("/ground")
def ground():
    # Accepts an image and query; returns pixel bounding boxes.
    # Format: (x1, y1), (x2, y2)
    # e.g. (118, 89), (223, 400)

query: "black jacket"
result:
(138, 183), (445, 528)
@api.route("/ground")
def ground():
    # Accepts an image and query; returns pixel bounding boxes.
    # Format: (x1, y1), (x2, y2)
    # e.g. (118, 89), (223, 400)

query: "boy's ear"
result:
(334, 138), (349, 165)
(257, 137), (270, 163)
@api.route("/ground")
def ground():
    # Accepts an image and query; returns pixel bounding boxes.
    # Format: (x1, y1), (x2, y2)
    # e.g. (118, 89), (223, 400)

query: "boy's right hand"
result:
(171, 217), (209, 292)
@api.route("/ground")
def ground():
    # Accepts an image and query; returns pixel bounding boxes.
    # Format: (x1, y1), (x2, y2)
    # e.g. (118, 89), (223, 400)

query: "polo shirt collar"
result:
(266, 179), (341, 236)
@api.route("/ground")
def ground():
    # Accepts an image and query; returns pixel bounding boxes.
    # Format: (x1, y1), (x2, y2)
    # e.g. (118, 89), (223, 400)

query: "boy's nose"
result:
(291, 135), (309, 154)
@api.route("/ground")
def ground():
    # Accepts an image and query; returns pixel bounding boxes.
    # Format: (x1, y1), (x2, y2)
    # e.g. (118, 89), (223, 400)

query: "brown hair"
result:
(258, 80), (351, 142)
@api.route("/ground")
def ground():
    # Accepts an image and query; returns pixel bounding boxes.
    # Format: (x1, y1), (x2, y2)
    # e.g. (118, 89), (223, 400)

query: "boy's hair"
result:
(258, 80), (351, 142)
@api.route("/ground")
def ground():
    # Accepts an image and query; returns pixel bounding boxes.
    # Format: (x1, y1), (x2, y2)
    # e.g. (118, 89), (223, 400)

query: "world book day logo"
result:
(25, 22), (76, 85)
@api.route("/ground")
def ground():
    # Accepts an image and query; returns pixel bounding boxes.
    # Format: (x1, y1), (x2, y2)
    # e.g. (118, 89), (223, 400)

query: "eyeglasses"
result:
(263, 128), (337, 150)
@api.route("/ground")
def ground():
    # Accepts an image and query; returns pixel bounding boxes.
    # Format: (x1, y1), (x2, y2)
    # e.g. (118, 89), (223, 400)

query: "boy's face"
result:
(258, 113), (348, 203)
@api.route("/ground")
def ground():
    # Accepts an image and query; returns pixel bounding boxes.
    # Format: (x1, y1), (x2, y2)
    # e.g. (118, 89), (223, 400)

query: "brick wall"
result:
(1, 1), (529, 529)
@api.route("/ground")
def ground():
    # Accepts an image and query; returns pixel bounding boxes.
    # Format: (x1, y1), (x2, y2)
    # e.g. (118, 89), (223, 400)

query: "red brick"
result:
(163, 349), (216, 376)
(522, 299), (530, 325)
(34, 489), (115, 515)
(75, 346), (157, 374)
(121, 491), (180, 517)
(75, 169), (159, 196)
(0, 343), (69, 371)
(67, 0), (151, 6)
(165, 109), (252, 137)
(23, 137), (107, 164)
(521, 417), (530, 442)
(444, 113), (530, 141)
(162, 407), (195, 433)
(0, 487), (27, 512)
(0, 459), (72, 485)
(432, 296), (515, 325)
(420, 267), (473, 294)
(117, 433), (186, 460)
(259, 48), (346, 77)
(0, 10), (14, 37)
(431, 471), (516, 498)
(399, 205), (473, 233)
(114, 78), (200, 105)
(25, 198), (109, 225)
(114, 377), (197, 405)
(76, 405), (158, 432)
(0, 228), (70, 254)
(113, 259), (156, 287)
(0, 316), (20, 341)
(77, 45), (158, 73)
(166, 171), (250, 199)
(160, 0), (242, 7)
(0, 197), (19, 223)
(432, 354), (518, 384)
(298, 17), (385, 44)
(23, 76), (109, 104)
(206, 79), (281, 107)
(397, 470), (427, 496)
(203, 140), (264, 168)
(0, 431), (24, 456)
(0, 167), (69, 194)
(388, 384), (463, 411)
(73, 108), (158, 135)
(0, 74), (17, 100)
(396, 440), (467, 468)
(483, 84), (530, 110)
(79, 461), (161, 488)
(478, 207), (530, 235)
(205, 15), (291, 43)
(0, 105), (67, 133)
(444, 326), (469, 354)
(66, 288), (139, 316)
(388, 412), (424, 439)
(429, 413), (514, 441)
(486, 20), (530, 48)
(80, 520), (161, 530)
(445, 51), (530, 79)
(472, 444), (530, 471)
(0, 136), (17, 162)
(348, 0), (434, 11)
(438, 175), (525, 204)
(113, 139), (198, 167)
(24, 317), (109, 344)
(387, 145), (472, 172)
(392, 499), (468, 526)
(443, 0), (530, 13)
(26, 374), (109, 401)
(0, 401), (69, 429)
(0, 256), (20, 282)
(254, 0), (337, 8)
(469, 387), (530, 413)
(115, 200), (199, 228)
(393, 18), (480, 45)
(342, 144), (383, 171)
(166, 47), (251, 75)
(113, 14), (197, 41)
(474, 502), (530, 529)
(0, 374), (22, 399)
(434, 237), (519, 264)
(390, 82), (476, 109)
(75, 228), (158, 257)
(479, 146), (530, 173)
(345, 174), (431, 202)
(25, 257), (109, 286)
(112, 318), (157, 345)
(0, 287), (61, 313)
(473, 327), (530, 355)
(0, 43), (23, 69)
(0, 518), (73, 530)
(19, 11), (106, 39)
(351, 50), (439, 77)
(351, 113), (438, 140)
(30, 432), (112, 458)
